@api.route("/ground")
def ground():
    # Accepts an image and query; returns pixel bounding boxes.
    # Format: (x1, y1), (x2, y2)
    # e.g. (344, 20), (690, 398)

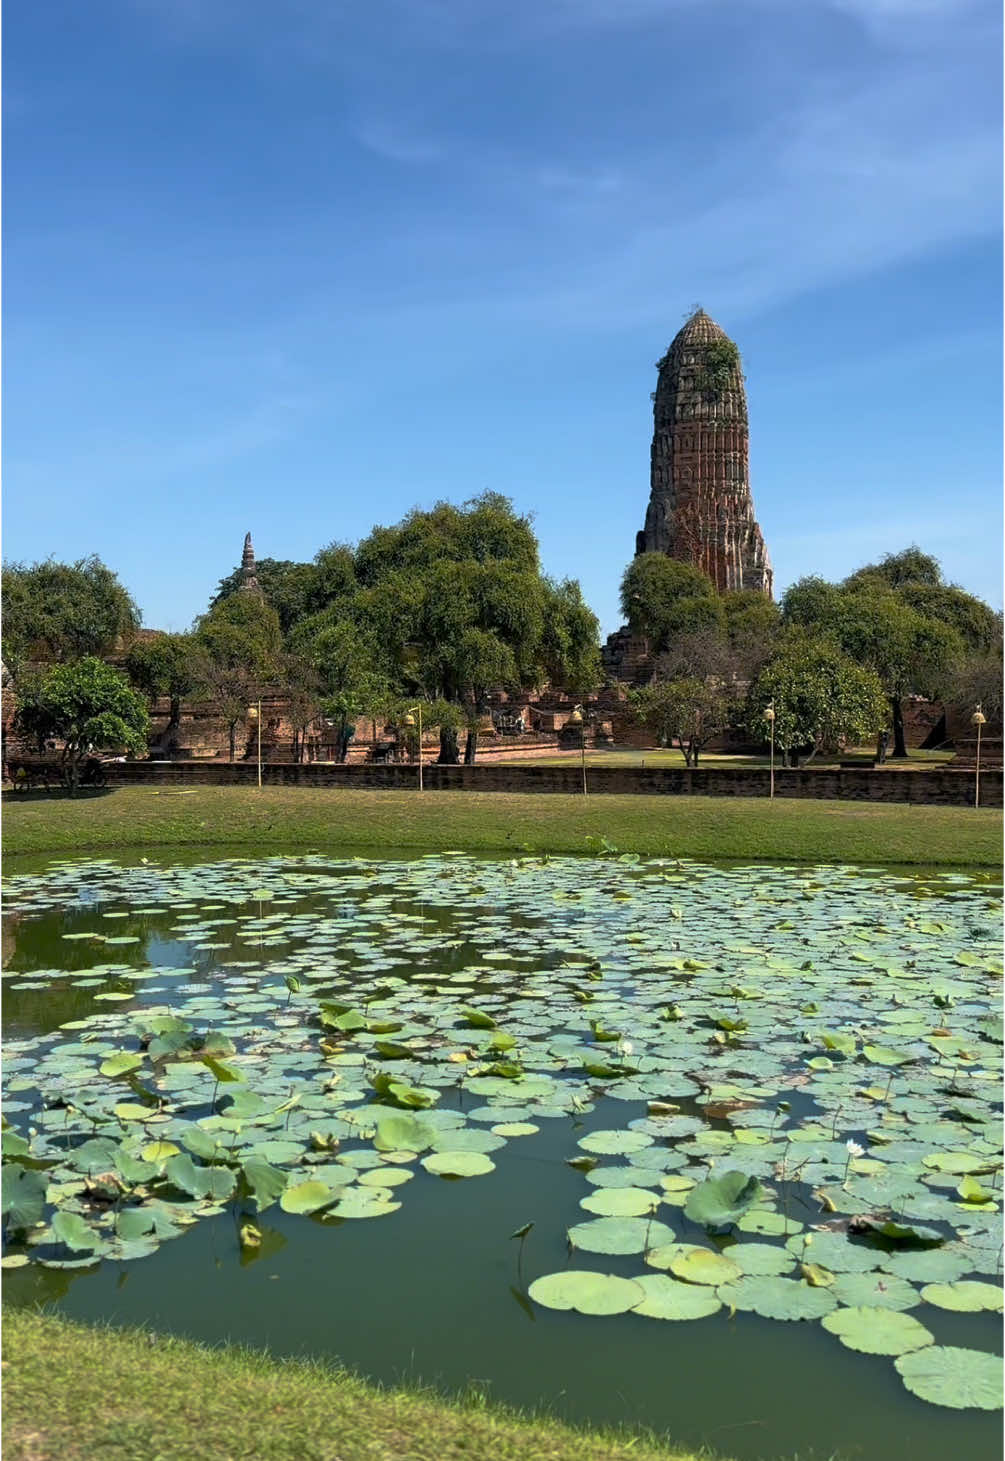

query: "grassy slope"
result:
(1, 1310), (724, 1461)
(3, 785), (1001, 866)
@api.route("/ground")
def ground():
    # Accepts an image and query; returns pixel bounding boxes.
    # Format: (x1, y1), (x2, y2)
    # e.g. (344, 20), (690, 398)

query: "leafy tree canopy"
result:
(746, 632), (888, 763)
(630, 676), (734, 767)
(14, 658), (149, 792)
(196, 594), (282, 675)
(620, 554), (722, 649)
(2, 557), (140, 671)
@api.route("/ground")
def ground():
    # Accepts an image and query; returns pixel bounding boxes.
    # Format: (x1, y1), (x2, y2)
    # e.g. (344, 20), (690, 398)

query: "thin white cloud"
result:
(353, 118), (445, 164)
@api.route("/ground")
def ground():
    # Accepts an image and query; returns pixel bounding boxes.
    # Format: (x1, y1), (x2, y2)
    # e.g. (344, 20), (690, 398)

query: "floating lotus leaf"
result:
(683, 1170), (764, 1230)
(784, 1232), (881, 1273)
(279, 1180), (339, 1214)
(373, 1113), (436, 1154)
(568, 1216), (675, 1256)
(491, 1122), (539, 1137)
(51, 1210), (105, 1253)
(630, 1274), (722, 1321)
(580, 1187), (659, 1218)
(920, 1280), (1004, 1312)
(577, 1130), (653, 1156)
(670, 1249), (741, 1286)
(99, 1053), (143, 1078)
(1, 1165), (48, 1233)
(895, 1346), (1004, 1410)
(880, 1248), (973, 1284)
(421, 1151), (495, 1178)
(329, 1189), (400, 1219)
(736, 1209), (802, 1237)
(822, 1305), (934, 1355)
(717, 1275), (838, 1320)
(722, 1242), (796, 1277)
(831, 1272), (920, 1310)
(527, 1270), (643, 1315)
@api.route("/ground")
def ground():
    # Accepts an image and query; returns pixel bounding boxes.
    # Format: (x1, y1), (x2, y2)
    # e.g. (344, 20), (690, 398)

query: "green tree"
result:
(210, 559), (321, 639)
(125, 633), (205, 756)
(630, 676), (734, 767)
(619, 555), (722, 650)
(2, 557), (140, 671)
(289, 614), (388, 763)
(834, 591), (962, 758)
(842, 546), (942, 592)
(781, 551), (995, 757)
(721, 590), (781, 677)
(354, 496), (599, 763)
(746, 634), (887, 765)
(196, 595), (283, 761)
(13, 658), (149, 794)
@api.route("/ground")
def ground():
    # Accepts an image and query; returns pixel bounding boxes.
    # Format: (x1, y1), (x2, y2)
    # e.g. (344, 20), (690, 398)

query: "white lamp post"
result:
(764, 700), (776, 800)
(568, 706), (587, 795)
(247, 701), (262, 788)
(972, 704), (986, 809)
(403, 707), (424, 793)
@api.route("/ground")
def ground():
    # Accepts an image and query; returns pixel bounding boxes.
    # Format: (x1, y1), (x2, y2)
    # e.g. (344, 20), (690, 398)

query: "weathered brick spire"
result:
(239, 532), (262, 595)
(637, 309), (772, 596)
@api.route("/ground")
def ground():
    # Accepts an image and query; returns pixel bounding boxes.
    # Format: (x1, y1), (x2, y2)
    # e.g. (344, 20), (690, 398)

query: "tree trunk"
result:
(890, 696), (908, 758)
(692, 743), (700, 768)
(229, 722), (237, 762)
(464, 728), (478, 764)
(438, 725), (460, 764)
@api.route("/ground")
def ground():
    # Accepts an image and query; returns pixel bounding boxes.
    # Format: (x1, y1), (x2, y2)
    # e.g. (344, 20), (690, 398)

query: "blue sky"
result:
(4, 0), (1001, 638)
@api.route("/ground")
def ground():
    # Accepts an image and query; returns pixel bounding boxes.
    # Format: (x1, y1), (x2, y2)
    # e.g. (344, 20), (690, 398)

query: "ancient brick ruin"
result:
(637, 309), (772, 594)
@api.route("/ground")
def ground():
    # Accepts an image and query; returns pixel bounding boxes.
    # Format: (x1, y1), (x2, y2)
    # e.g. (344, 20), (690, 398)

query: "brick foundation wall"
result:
(101, 761), (1002, 807)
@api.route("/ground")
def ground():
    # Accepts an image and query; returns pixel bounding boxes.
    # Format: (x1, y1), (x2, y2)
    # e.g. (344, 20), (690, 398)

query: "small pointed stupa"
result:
(238, 532), (263, 595)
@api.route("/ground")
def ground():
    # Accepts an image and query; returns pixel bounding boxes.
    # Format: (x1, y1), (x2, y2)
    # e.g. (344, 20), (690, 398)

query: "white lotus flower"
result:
(845, 1139), (865, 1158)
(617, 1039), (633, 1058)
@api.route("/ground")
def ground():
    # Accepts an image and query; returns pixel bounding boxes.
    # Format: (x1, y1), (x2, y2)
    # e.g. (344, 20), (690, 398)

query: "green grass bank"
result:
(3, 785), (1001, 866)
(1, 1310), (727, 1461)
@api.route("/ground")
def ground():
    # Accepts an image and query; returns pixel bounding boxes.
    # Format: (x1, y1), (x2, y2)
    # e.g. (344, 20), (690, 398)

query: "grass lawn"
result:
(1, 1309), (726, 1461)
(2, 784), (1001, 866)
(495, 748), (955, 769)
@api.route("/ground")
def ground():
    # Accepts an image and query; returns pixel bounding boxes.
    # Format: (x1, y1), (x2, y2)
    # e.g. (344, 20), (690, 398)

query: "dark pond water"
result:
(2, 849), (1002, 1461)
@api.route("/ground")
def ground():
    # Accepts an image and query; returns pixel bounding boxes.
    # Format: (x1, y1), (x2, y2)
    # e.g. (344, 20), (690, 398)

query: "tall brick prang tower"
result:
(636, 309), (772, 596)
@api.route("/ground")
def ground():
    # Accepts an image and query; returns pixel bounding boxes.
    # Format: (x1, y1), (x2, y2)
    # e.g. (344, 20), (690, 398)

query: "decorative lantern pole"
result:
(568, 707), (587, 795)
(971, 704), (986, 809)
(403, 706), (424, 793)
(247, 701), (263, 788)
(764, 700), (776, 800)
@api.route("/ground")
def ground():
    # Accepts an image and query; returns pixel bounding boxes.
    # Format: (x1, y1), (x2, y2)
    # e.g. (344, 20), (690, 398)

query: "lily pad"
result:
(568, 1216), (675, 1256)
(822, 1305), (934, 1355)
(279, 1180), (339, 1215)
(528, 1270), (645, 1315)
(580, 1187), (659, 1218)
(421, 1151), (495, 1178)
(578, 1130), (653, 1156)
(630, 1274), (722, 1321)
(920, 1280), (1004, 1312)
(669, 1249), (742, 1286)
(716, 1275), (837, 1321)
(895, 1346), (1004, 1410)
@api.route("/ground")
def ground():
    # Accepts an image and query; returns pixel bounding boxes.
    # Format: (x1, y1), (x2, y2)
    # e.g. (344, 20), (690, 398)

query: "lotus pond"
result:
(2, 850), (1002, 1460)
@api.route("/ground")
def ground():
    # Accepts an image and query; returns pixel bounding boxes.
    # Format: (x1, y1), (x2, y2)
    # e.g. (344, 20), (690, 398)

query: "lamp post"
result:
(568, 706), (587, 795)
(972, 704), (986, 809)
(247, 701), (262, 788)
(764, 700), (776, 800)
(403, 706), (424, 792)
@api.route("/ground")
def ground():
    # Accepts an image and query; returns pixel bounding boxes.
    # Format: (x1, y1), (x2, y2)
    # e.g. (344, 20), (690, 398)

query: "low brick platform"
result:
(101, 761), (1002, 807)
